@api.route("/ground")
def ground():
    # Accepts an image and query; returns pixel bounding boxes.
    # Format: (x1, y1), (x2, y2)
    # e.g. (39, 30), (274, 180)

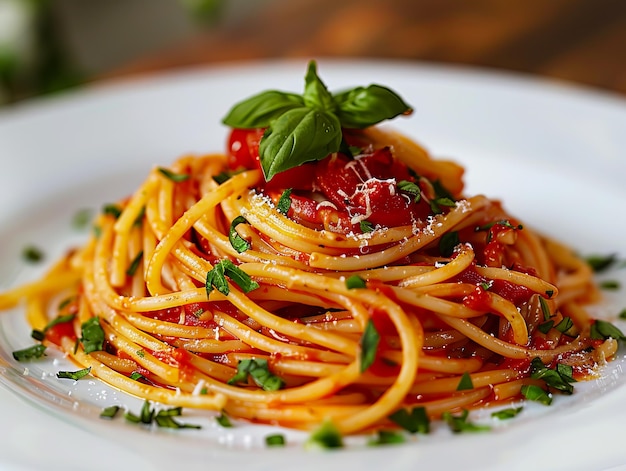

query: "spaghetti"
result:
(0, 64), (619, 438)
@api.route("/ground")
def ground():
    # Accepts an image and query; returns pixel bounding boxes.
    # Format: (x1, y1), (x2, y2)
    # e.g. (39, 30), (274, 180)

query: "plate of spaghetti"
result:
(1, 60), (626, 471)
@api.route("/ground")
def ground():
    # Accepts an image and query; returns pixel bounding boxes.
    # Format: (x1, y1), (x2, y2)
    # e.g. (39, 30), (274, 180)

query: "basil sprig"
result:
(222, 61), (412, 180)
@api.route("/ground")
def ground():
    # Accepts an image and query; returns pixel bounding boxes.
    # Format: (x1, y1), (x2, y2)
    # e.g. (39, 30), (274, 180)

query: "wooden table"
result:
(107, 0), (626, 96)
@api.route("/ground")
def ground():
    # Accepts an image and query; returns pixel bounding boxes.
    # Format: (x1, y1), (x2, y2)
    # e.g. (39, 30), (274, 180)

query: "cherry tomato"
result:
(227, 128), (265, 171)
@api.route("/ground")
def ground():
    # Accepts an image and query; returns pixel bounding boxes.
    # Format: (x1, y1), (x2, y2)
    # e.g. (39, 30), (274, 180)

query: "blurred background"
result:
(1, 0), (625, 105)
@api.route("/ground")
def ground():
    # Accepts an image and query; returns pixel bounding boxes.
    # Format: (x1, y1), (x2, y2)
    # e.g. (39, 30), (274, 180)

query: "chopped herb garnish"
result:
(227, 358), (285, 391)
(521, 384), (552, 405)
(388, 406), (430, 434)
(491, 407), (523, 420)
(31, 329), (45, 341)
(539, 297), (551, 321)
(136, 349), (145, 358)
(265, 434), (286, 447)
(368, 430), (406, 446)
(276, 188), (293, 214)
(130, 371), (149, 382)
(545, 289), (554, 298)
(12, 344), (46, 361)
(360, 220), (374, 233)
(80, 317), (105, 354)
(590, 319), (626, 341)
(72, 208), (93, 229)
(222, 61), (411, 181)
(439, 231), (460, 257)
(229, 215), (251, 253)
(442, 409), (490, 433)
(140, 400), (154, 424)
(205, 260), (259, 297)
(554, 317), (574, 334)
(32, 313), (76, 341)
(100, 405), (121, 419)
(22, 245), (44, 263)
(158, 167), (190, 182)
(600, 280), (620, 290)
(529, 357), (576, 395)
(585, 253), (617, 273)
(306, 419), (344, 449)
(475, 219), (523, 232)
(345, 274), (366, 289)
(397, 180), (421, 203)
(360, 319), (380, 373)
(126, 251), (144, 276)
(212, 169), (243, 184)
(56, 367), (91, 380)
(537, 320), (554, 334)
(103, 204), (123, 219)
(216, 412), (233, 428)
(430, 197), (456, 215)
(456, 372), (474, 391)
(619, 309), (626, 320)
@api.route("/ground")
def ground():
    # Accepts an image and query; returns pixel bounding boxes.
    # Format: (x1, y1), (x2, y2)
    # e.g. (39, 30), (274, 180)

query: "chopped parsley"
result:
(529, 357), (576, 395)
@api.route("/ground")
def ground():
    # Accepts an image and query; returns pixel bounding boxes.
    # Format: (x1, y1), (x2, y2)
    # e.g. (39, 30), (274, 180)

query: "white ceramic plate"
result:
(1, 60), (626, 471)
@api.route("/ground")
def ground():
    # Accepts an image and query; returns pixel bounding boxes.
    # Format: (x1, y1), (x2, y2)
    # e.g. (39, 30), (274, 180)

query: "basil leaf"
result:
(360, 319), (380, 373)
(590, 319), (626, 341)
(442, 409), (490, 433)
(539, 297), (551, 321)
(388, 406), (430, 434)
(554, 317), (574, 334)
(456, 371), (474, 391)
(157, 167), (190, 182)
(600, 280), (620, 290)
(22, 245), (44, 263)
(216, 412), (233, 428)
(537, 320), (554, 334)
(227, 358), (285, 391)
(103, 203), (122, 219)
(521, 384), (552, 405)
(100, 405), (120, 419)
(126, 250), (144, 276)
(12, 344), (46, 361)
(56, 367), (91, 380)
(530, 357), (576, 395)
(306, 419), (344, 449)
(80, 317), (105, 354)
(346, 275), (366, 289)
(334, 84), (412, 129)
(276, 188), (292, 215)
(397, 180), (421, 202)
(228, 216), (251, 253)
(222, 90), (305, 129)
(439, 231), (459, 257)
(303, 61), (336, 111)
(205, 260), (259, 297)
(368, 430), (406, 446)
(360, 220), (374, 233)
(259, 107), (342, 181)
(265, 434), (286, 447)
(43, 313), (75, 332)
(585, 253), (617, 273)
(491, 406), (523, 420)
